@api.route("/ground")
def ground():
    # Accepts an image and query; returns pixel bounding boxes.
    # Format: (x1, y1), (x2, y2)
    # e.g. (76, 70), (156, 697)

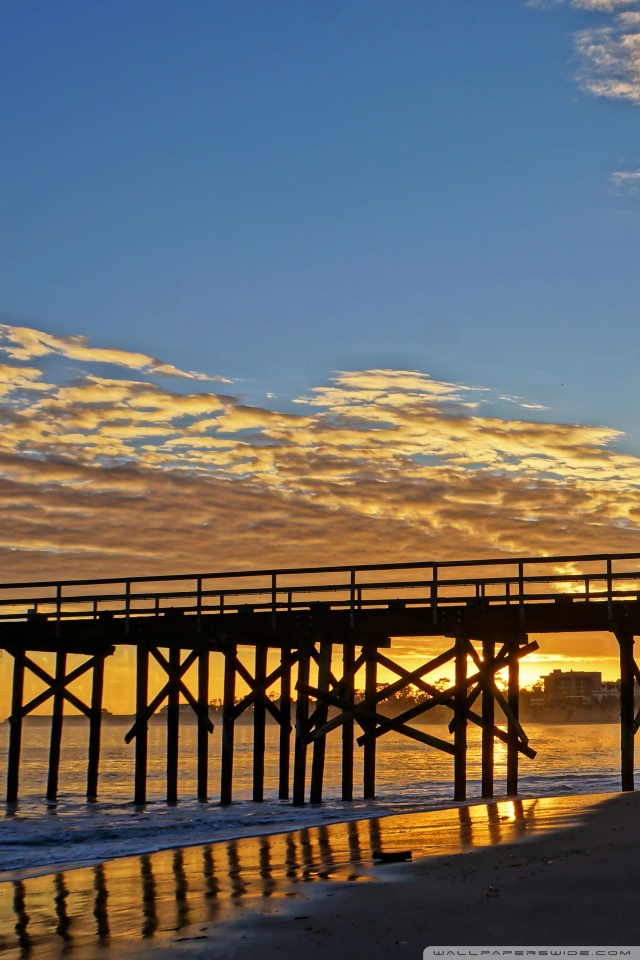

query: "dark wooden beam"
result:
(310, 641), (332, 804)
(134, 644), (149, 805)
(197, 648), (209, 802)
(46, 651), (66, 800)
(454, 631), (467, 802)
(363, 642), (378, 799)
(617, 630), (635, 791)
(341, 641), (355, 801)
(220, 644), (237, 805)
(87, 653), (105, 800)
(481, 636), (495, 799)
(278, 646), (292, 801)
(252, 644), (267, 802)
(166, 645), (180, 803)
(507, 633), (521, 796)
(292, 641), (312, 806)
(6, 649), (25, 803)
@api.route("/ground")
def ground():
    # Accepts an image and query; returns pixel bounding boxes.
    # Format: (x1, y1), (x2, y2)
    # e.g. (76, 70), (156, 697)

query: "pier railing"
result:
(1, 551), (640, 625)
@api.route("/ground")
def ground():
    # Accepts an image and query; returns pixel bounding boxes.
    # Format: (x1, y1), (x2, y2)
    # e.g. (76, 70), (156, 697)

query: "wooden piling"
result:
(6, 649), (25, 803)
(481, 636), (495, 799)
(310, 641), (332, 804)
(134, 644), (149, 805)
(363, 642), (377, 800)
(46, 651), (66, 801)
(86, 654), (105, 800)
(453, 632), (467, 801)
(220, 643), (237, 805)
(341, 641), (355, 801)
(197, 648), (209, 801)
(292, 641), (311, 806)
(166, 646), (180, 803)
(252, 644), (267, 802)
(618, 630), (635, 791)
(278, 647), (292, 800)
(507, 633), (520, 796)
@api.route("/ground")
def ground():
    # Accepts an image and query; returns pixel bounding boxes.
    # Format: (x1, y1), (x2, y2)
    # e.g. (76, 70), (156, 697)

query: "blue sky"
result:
(2, 0), (640, 600)
(2, 0), (640, 434)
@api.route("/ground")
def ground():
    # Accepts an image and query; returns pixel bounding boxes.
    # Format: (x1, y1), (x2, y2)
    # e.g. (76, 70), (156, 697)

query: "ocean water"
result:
(0, 720), (627, 878)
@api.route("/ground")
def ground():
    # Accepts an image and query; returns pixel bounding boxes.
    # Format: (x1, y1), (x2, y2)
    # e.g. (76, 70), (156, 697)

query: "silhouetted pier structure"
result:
(2, 552), (640, 805)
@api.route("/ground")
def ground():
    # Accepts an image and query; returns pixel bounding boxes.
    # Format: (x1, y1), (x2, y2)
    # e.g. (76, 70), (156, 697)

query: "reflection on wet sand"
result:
(0, 793), (603, 959)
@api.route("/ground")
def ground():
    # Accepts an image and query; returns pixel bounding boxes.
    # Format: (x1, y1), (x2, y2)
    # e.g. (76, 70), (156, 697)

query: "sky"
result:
(2, 0), (640, 695)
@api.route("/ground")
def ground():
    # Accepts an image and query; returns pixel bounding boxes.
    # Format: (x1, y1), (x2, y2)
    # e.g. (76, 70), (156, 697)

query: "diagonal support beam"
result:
(361, 639), (539, 740)
(10, 653), (106, 721)
(462, 635), (530, 746)
(231, 654), (298, 723)
(125, 648), (208, 743)
(371, 651), (535, 759)
(231, 654), (283, 726)
(298, 682), (456, 756)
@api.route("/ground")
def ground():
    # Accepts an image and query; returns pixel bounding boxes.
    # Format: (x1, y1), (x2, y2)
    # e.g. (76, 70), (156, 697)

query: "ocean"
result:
(0, 720), (628, 879)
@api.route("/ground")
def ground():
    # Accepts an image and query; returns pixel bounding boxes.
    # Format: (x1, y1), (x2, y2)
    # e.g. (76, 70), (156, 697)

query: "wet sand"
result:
(1, 792), (637, 958)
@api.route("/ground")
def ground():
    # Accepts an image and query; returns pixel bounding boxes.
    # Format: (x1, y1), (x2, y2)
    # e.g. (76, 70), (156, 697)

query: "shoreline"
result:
(0, 791), (627, 958)
(133, 790), (640, 959)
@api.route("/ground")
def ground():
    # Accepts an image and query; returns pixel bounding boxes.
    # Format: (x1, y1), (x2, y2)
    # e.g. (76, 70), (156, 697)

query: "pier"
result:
(2, 552), (640, 805)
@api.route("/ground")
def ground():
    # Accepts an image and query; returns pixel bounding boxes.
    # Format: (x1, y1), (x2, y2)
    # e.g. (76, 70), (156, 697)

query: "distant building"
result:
(542, 669), (602, 703)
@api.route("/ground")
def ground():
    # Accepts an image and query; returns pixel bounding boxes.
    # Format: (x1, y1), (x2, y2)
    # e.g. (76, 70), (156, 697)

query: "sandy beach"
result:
(3, 791), (640, 959)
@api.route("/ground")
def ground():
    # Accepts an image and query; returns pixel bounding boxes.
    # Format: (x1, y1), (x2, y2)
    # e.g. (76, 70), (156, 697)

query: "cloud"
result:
(1, 325), (640, 583)
(0, 324), (231, 382)
(574, 10), (640, 104)
(610, 168), (640, 191)
(572, 1), (639, 10)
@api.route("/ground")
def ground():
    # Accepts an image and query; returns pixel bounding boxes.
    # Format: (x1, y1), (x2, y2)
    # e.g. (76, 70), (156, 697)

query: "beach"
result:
(3, 790), (640, 958)
(136, 791), (640, 959)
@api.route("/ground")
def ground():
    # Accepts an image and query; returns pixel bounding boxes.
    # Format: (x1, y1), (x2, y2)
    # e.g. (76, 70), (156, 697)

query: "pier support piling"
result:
(134, 645), (149, 805)
(617, 630), (635, 791)
(220, 644), (237, 805)
(197, 648), (209, 801)
(453, 631), (467, 801)
(292, 642), (311, 806)
(252, 644), (267, 802)
(507, 633), (521, 796)
(6, 650), (25, 803)
(278, 647), (292, 800)
(87, 653), (105, 800)
(481, 636), (495, 799)
(46, 651), (66, 801)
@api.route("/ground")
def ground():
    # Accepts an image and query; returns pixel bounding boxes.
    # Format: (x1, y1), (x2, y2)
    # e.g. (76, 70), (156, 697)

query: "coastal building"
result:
(541, 669), (602, 704)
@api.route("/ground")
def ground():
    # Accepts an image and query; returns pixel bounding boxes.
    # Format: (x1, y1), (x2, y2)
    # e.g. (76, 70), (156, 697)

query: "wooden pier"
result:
(2, 551), (640, 805)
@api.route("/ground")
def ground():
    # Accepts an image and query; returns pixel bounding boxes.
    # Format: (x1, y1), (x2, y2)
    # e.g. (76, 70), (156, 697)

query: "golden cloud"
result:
(1, 325), (640, 583)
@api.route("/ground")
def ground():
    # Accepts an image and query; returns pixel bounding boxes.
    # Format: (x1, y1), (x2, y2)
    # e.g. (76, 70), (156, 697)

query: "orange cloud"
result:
(1, 325), (640, 586)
